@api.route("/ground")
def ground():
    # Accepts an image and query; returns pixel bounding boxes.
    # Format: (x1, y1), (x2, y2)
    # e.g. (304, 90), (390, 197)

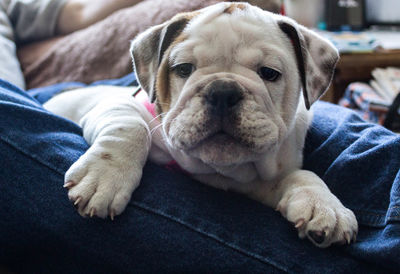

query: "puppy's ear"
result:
(278, 20), (339, 109)
(130, 16), (189, 102)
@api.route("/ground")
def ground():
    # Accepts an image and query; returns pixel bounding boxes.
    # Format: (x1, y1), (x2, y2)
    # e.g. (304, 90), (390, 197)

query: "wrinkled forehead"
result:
(169, 3), (288, 67)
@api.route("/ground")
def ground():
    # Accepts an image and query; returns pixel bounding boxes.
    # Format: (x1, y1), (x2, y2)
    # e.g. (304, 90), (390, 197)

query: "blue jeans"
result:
(0, 79), (399, 273)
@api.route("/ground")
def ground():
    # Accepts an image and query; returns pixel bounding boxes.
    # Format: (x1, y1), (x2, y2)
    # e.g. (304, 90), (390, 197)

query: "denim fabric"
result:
(304, 102), (400, 270)
(27, 72), (138, 104)
(0, 78), (399, 273)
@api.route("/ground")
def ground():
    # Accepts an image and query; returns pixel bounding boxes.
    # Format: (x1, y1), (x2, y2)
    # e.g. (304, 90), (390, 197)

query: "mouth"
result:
(189, 129), (247, 151)
(200, 131), (237, 146)
(187, 131), (258, 166)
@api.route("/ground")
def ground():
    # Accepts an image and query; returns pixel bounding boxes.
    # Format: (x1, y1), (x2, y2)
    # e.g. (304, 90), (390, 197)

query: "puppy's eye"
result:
(173, 63), (195, 78)
(258, 67), (281, 81)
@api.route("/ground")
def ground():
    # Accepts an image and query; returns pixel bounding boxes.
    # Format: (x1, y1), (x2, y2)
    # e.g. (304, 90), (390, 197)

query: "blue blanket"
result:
(21, 74), (400, 271)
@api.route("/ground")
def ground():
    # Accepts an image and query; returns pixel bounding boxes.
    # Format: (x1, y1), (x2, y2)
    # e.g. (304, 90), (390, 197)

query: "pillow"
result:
(18, 0), (280, 89)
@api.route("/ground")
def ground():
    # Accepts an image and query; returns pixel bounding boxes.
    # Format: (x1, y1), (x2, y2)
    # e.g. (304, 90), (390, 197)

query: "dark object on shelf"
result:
(325, 0), (364, 31)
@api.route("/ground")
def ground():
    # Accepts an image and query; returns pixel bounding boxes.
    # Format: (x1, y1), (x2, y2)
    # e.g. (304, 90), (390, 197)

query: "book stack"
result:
(370, 67), (400, 105)
(339, 67), (400, 127)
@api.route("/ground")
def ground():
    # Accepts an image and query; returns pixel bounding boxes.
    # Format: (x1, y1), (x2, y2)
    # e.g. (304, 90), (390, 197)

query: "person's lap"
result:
(0, 79), (398, 273)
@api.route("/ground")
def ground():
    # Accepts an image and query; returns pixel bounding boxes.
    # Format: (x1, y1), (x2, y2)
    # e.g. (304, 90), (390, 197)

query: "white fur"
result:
(45, 2), (357, 247)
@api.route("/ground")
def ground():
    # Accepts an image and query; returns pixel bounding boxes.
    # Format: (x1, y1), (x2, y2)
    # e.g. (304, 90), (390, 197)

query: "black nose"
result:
(206, 80), (243, 115)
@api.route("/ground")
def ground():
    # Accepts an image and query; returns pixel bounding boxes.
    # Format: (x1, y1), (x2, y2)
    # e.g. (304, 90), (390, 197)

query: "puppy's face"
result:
(131, 2), (338, 167)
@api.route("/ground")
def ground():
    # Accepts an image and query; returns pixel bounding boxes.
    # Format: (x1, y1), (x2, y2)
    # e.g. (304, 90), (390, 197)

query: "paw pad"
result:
(308, 230), (325, 244)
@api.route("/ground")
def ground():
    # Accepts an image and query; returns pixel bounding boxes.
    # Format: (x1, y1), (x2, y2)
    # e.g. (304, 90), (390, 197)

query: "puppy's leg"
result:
(255, 170), (358, 247)
(45, 87), (151, 219)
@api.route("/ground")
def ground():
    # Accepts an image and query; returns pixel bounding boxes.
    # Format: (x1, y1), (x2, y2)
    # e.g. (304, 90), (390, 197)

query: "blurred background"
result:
(284, 0), (400, 31)
(282, 0), (400, 131)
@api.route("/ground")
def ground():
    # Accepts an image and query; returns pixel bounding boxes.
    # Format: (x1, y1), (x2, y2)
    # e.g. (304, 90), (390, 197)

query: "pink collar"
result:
(132, 87), (156, 117)
(133, 87), (189, 175)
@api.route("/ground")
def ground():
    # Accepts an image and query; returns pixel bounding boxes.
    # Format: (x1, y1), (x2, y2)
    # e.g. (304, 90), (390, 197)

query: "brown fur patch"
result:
(223, 3), (246, 14)
(155, 57), (172, 114)
(170, 32), (188, 48)
(153, 12), (197, 115)
(173, 10), (201, 22)
(155, 17), (192, 115)
(151, 9), (202, 115)
(101, 153), (112, 160)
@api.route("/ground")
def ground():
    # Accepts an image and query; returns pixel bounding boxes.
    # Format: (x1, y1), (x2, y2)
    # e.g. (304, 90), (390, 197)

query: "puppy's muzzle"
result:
(205, 79), (244, 116)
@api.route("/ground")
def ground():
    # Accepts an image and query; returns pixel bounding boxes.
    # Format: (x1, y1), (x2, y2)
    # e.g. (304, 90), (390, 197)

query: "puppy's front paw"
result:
(277, 186), (358, 248)
(63, 150), (142, 219)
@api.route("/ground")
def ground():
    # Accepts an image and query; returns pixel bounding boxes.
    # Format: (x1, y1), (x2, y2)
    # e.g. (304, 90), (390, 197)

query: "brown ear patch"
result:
(157, 17), (190, 66)
(155, 56), (172, 114)
(223, 3), (246, 14)
(155, 30), (189, 115)
(150, 11), (199, 107)
(176, 10), (201, 21)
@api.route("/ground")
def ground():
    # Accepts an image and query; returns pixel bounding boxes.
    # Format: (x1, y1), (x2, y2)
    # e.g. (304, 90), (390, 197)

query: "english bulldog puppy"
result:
(44, 2), (357, 248)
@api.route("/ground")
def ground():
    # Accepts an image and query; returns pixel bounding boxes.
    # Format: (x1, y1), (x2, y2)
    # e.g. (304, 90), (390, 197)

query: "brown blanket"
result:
(17, 0), (280, 89)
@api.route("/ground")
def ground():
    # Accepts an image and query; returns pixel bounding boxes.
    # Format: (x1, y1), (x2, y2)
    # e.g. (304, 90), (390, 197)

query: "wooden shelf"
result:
(322, 50), (400, 103)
